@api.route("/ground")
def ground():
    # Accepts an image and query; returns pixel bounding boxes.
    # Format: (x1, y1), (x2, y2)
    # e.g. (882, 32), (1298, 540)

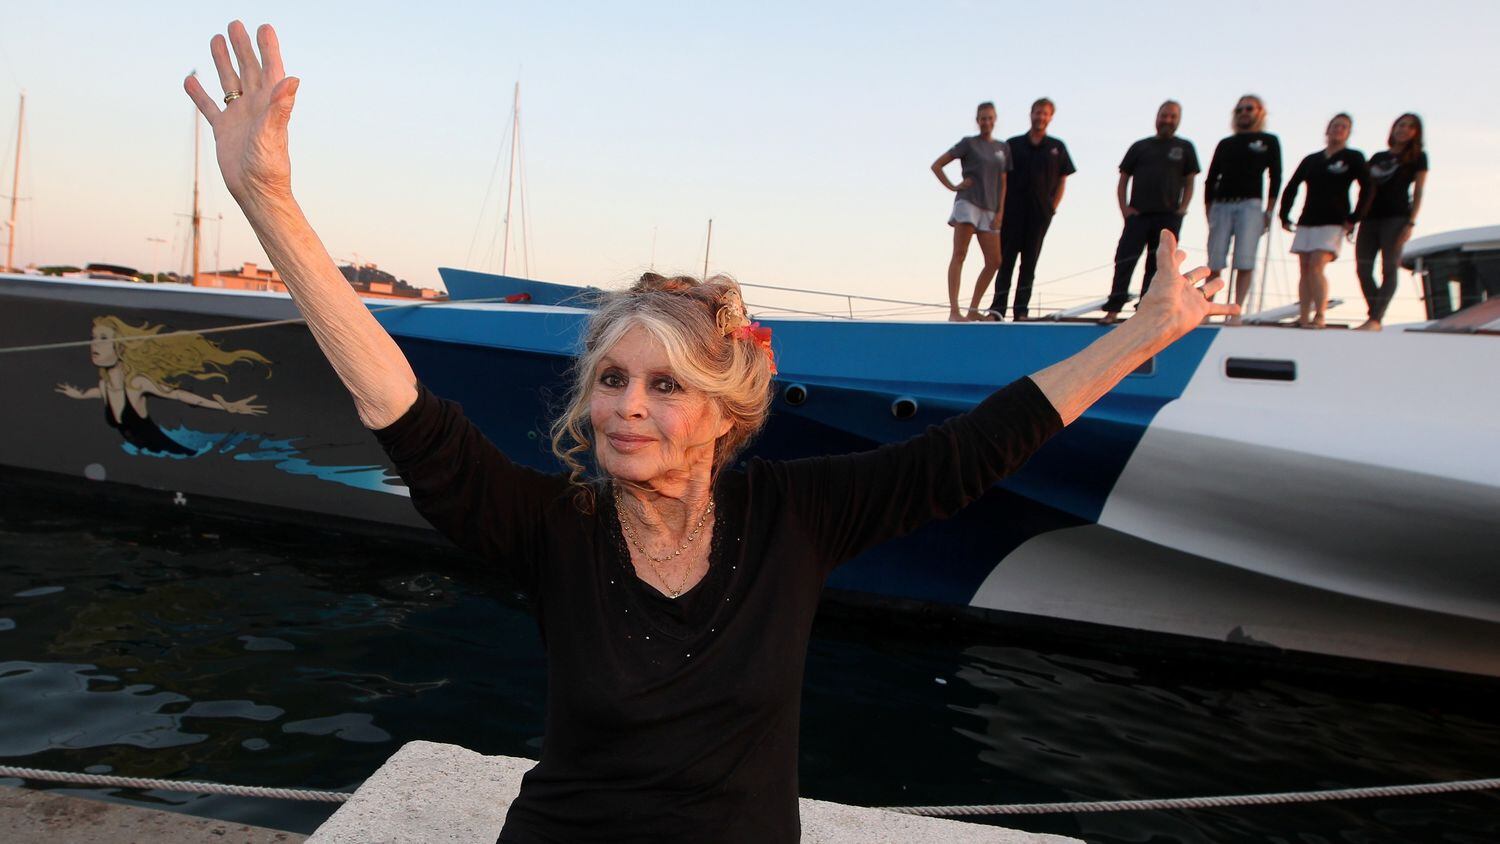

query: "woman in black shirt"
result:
(1355, 114), (1428, 331)
(1280, 113), (1371, 328)
(185, 21), (1241, 842)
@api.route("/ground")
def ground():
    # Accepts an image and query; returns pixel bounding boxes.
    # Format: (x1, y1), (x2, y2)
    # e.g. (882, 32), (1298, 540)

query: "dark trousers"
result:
(1105, 212), (1183, 313)
(987, 209), (1054, 319)
(1356, 217), (1407, 322)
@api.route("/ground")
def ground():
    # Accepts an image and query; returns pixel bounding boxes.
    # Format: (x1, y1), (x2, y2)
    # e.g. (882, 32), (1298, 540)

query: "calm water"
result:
(2, 487), (1498, 843)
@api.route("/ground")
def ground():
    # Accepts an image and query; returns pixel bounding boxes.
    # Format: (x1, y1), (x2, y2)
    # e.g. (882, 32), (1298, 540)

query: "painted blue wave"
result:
(120, 426), (409, 497)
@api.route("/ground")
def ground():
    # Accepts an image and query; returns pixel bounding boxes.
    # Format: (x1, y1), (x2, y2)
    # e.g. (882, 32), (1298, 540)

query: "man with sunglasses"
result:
(1203, 95), (1283, 322)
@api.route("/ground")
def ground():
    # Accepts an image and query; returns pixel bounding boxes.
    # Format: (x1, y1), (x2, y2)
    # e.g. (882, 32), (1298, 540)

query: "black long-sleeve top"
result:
(373, 378), (1063, 843)
(1206, 131), (1282, 203)
(1279, 148), (1372, 227)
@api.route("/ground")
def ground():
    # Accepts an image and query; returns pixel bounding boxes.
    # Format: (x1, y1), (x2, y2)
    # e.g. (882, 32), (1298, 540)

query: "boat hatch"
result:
(1225, 358), (1296, 381)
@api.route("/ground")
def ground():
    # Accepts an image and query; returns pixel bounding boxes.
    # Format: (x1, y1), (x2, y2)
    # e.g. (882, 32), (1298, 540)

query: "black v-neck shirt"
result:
(373, 377), (1062, 843)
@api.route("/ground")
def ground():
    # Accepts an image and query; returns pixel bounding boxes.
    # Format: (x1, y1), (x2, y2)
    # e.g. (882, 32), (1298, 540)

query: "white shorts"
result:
(1207, 199), (1265, 271)
(949, 198), (996, 232)
(1291, 224), (1346, 258)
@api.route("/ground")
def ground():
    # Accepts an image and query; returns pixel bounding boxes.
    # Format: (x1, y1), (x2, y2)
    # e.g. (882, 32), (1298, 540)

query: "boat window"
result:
(1129, 357), (1156, 377)
(1224, 358), (1295, 381)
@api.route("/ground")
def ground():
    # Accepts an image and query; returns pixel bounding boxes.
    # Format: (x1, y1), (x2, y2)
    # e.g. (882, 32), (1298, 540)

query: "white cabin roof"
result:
(1402, 225), (1500, 262)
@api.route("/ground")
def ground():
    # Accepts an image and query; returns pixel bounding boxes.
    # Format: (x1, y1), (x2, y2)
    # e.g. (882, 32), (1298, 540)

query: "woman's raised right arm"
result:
(184, 21), (416, 429)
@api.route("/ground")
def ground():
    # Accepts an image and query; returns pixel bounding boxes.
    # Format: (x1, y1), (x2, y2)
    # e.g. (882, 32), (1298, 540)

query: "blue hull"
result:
(379, 268), (1219, 607)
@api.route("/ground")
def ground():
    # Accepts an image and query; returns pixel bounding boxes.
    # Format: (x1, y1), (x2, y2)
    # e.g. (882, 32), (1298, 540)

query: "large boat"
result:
(2, 226), (1496, 677)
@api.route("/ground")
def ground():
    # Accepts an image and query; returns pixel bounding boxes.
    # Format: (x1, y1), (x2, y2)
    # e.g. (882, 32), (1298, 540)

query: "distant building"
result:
(193, 261), (443, 300)
(194, 261), (286, 292)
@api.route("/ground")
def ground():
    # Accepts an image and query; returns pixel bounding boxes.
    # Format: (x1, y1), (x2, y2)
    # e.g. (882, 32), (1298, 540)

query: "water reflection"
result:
(1, 490), (1497, 842)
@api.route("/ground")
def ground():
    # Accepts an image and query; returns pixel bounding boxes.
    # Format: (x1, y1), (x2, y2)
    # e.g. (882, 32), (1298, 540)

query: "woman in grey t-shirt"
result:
(931, 102), (1011, 321)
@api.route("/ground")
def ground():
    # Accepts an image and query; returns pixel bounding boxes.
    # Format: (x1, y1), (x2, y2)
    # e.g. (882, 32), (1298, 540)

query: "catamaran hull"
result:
(2, 273), (1496, 677)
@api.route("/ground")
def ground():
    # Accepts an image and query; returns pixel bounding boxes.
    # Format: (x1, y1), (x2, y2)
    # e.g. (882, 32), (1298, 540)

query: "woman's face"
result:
(90, 324), (119, 368)
(589, 325), (731, 486)
(975, 107), (996, 137)
(1392, 116), (1418, 145)
(1326, 116), (1352, 145)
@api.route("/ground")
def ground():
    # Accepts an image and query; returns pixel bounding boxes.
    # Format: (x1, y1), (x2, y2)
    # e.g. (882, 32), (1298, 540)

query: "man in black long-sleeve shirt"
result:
(1204, 95), (1282, 321)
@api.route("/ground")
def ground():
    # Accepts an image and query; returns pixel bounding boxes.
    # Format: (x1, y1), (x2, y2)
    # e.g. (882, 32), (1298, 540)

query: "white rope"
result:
(0, 294), (519, 356)
(881, 776), (1500, 816)
(7, 763), (1494, 813)
(0, 764), (350, 802)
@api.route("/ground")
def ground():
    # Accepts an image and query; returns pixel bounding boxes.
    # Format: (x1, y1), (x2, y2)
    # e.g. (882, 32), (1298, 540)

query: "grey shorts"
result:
(1207, 199), (1265, 271)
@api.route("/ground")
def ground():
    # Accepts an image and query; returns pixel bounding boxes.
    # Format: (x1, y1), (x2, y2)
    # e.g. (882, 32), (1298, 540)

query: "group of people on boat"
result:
(935, 97), (1428, 330)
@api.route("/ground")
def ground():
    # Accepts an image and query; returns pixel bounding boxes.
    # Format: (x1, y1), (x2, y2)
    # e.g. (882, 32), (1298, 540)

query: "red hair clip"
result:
(732, 322), (777, 376)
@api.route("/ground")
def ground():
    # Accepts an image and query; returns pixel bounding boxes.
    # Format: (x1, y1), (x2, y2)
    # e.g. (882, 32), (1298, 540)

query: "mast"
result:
(501, 81), (520, 275)
(191, 88), (202, 284)
(703, 218), (713, 279)
(5, 93), (22, 273)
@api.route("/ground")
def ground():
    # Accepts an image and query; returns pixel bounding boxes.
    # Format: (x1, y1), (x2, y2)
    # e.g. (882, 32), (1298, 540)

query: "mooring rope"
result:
(0, 764), (350, 802)
(879, 776), (1500, 816)
(4, 763), (1495, 813)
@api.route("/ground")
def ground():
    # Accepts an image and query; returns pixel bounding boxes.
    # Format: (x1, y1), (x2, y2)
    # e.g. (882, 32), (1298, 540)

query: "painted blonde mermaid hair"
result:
(93, 315), (271, 388)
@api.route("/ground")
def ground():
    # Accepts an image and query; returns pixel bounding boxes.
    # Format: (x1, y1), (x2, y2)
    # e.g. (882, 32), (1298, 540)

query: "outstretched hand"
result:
(183, 22), (298, 208)
(214, 393), (267, 416)
(1135, 230), (1239, 340)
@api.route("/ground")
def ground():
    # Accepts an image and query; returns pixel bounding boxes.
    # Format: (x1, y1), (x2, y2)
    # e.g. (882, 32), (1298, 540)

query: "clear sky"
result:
(1, 1), (1496, 324)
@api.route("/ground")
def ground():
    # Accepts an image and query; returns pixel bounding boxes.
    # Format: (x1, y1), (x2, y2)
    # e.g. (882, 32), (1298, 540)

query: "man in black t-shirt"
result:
(1101, 100), (1200, 323)
(984, 98), (1076, 321)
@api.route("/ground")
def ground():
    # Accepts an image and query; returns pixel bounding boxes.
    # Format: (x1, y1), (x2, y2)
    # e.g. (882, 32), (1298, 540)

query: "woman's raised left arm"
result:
(1032, 230), (1235, 424)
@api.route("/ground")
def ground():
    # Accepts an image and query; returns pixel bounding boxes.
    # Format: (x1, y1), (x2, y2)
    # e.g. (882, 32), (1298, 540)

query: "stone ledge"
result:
(308, 741), (1080, 843)
(0, 785), (305, 843)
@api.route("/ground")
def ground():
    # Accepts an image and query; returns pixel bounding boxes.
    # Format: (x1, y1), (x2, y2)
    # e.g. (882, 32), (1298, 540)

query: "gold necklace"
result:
(614, 487), (715, 598)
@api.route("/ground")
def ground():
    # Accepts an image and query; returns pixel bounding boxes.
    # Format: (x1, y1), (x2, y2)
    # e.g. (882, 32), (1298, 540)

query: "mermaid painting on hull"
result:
(55, 316), (270, 456)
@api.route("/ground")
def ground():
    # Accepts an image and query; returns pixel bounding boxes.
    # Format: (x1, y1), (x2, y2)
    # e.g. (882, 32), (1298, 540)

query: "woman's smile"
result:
(606, 432), (656, 453)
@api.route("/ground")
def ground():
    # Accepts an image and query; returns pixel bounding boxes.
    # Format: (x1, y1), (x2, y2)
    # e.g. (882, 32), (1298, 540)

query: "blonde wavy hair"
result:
(94, 315), (271, 388)
(549, 273), (776, 510)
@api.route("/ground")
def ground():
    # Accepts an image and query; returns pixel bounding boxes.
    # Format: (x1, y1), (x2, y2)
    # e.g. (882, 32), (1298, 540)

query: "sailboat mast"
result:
(5, 93), (23, 273)
(703, 218), (713, 280)
(501, 81), (520, 275)
(191, 96), (202, 284)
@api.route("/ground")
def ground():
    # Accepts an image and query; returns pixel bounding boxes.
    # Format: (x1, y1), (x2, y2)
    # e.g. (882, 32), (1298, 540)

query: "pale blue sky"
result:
(2, 1), (1496, 324)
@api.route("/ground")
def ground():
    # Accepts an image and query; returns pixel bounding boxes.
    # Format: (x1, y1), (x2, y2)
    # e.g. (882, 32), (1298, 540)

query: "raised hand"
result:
(183, 22), (299, 208)
(214, 393), (268, 416)
(1136, 230), (1239, 338)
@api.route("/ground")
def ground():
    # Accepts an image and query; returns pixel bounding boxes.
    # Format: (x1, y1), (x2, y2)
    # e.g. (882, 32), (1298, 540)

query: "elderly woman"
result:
(186, 22), (1237, 844)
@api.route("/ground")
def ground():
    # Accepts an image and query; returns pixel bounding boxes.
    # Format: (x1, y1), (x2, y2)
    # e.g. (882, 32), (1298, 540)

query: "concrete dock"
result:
(0, 785), (305, 843)
(309, 741), (1082, 843)
(3, 743), (1083, 842)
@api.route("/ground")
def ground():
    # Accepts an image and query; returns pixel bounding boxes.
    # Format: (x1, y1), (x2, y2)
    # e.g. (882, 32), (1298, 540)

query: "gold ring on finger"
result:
(224, 90), (243, 104)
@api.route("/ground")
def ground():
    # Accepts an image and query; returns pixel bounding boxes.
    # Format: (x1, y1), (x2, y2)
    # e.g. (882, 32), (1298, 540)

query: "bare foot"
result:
(1354, 319), (1382, 331)
(1098, 312), (1120, 325)
(948, 310), (965, 322)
